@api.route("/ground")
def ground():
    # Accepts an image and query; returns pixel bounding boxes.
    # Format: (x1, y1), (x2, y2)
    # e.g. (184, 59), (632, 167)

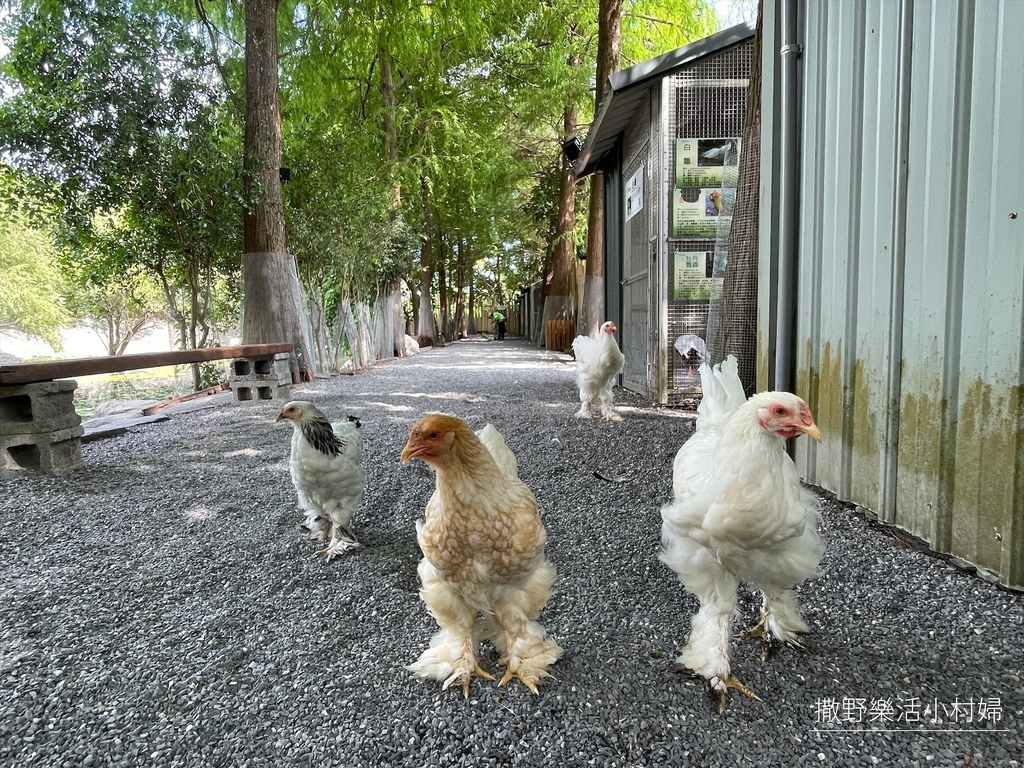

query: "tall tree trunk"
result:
(437, 230), (449, 340)
(380, 47), (405, 357)
(379, 48), (401, 208)
(391, 282), (405, 357)
(454, 237), (467, 339)
(580, 0), (623, 338)
(409, 274), (419, 332)
(241, 0), (311, 381)
(468, 270), (476, 335)
(542, 98), (578, 349)
(416, 178), (438, 345)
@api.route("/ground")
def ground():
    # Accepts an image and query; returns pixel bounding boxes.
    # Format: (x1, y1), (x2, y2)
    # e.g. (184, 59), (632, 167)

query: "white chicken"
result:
(571, 320), (626, 421)
(276, 401), (366, 561)
(659, 355), (823, 712)
(401, 413), (562, 697)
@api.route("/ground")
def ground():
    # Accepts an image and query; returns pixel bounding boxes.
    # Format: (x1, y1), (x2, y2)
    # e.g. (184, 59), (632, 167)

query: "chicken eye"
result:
(773, 406), (787, 416)
(428, 431), (440, 440)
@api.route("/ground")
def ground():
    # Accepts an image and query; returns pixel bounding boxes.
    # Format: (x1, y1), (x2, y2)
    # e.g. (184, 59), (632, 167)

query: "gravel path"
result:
(2, 337), (1022, 768)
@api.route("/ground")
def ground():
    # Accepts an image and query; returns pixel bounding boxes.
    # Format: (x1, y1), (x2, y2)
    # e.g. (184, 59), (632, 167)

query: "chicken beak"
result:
(799, 422), (823, 442)
(400, 441), (423, 464)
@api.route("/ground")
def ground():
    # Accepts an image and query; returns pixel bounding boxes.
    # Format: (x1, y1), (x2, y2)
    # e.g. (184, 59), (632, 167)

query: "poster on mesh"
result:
(673, 251), (723, 301)
(673, 137), (740, 237)
(625, 166), (644, 222)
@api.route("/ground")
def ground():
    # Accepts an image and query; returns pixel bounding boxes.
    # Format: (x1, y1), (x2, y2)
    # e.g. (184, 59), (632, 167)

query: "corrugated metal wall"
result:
(762, 0), (1024, 588)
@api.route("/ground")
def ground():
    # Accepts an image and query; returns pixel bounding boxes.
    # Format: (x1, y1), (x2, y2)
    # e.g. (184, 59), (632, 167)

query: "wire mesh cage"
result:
(620, 92), (655, 395)
(664, 40), (755, 404)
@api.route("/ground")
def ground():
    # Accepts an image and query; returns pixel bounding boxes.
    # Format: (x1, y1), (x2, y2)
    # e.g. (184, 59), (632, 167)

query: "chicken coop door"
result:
(621, 146), (651, 396)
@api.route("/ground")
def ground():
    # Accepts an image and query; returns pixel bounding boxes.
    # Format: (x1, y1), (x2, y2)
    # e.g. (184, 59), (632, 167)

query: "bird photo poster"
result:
(672, 251), (722, 301)
(625, 166), (644, 222)
(673, 137), (740, 237)
(675, 138), (740, 187)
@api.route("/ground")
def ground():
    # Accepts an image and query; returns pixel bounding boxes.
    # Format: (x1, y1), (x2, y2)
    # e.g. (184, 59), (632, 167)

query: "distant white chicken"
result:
(276, 401), (366, 561)
(659, 355), (823, 712)
(571, 321), (626, 421)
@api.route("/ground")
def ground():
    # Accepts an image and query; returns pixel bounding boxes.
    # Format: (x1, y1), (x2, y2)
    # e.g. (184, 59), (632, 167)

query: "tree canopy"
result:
(0, 0), (720, 369)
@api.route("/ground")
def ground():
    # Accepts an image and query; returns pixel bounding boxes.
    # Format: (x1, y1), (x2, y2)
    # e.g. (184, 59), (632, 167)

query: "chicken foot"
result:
(573, 403), (595, 419)
(443, 664), (495, 699)
(498, 667), (540, 695)
(739, 617), (809, 660)
(739, 592), (811, 659)
(710, 674), (761, 714)
(313, 522), (361, 561)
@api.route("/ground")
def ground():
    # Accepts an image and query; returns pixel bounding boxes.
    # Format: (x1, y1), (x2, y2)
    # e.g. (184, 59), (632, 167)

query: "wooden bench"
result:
(0, 343), (292, 474)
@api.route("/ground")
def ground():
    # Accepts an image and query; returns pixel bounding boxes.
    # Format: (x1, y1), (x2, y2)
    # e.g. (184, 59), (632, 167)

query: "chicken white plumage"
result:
(659, 355), (823, 712)
(401, 414), (562, 697)
(276, 401), (366, 561)
(571, 320), (626, 421)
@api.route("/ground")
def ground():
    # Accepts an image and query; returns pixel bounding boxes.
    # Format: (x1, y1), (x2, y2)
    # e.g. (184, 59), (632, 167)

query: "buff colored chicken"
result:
(401, 414), (562, 697)
(276, 401), (365, 561)
(660, 355), (824, 712)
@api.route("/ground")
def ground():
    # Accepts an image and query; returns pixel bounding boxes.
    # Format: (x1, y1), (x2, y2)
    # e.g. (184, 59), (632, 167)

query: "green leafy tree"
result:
(58, 211), (166, 356)
(1, 0), (244, 386)
(0, 205), (71, 349)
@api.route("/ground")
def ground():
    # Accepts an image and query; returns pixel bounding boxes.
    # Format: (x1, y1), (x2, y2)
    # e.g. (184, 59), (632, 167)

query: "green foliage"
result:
(0, 0), (718, 355)
(0, 0), (222, 225)
(0, 201), (71, 348)
(59, 210), (167, 355)
(0, 0), (243, 365)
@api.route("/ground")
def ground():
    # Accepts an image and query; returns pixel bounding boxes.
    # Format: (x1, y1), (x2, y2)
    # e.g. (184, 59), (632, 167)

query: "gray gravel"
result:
(2, 337), (1022, 768)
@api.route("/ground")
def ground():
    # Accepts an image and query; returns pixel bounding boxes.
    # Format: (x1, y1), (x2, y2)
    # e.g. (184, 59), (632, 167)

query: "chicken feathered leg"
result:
(485, 562), (563, 694)
(739, 589), (811, 660)
(573, 402), (593, 419)
(408, 559), (494, 698)
(671, 545), (760, 713)
(312, 519), (361, 561)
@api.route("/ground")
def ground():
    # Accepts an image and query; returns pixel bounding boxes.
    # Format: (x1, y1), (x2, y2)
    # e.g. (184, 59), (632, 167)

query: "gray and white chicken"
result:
(276, 401), (366, 561)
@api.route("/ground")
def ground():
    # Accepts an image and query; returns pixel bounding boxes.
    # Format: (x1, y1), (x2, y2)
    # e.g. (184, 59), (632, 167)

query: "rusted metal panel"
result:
(765, 0), (1024, 588)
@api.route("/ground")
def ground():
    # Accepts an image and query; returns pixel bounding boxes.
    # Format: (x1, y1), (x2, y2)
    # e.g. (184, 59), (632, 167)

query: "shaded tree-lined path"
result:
(1, 339), (1021, 767)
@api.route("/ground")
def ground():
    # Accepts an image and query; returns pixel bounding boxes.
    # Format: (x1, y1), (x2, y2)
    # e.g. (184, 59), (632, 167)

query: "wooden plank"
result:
(0, 344), (292, 386)
(140, 385), (227, 415)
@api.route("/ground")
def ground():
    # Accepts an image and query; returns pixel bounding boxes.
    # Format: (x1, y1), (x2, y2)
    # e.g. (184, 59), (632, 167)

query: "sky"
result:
(713, 0), (758, 27)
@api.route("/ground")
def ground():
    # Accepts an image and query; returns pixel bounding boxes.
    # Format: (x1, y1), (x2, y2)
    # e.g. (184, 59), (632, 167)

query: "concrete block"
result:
(229, 352), (291, 404)
(0, 380), (82, 436)
(0, 425), (85, 474)
(231, 352), (291, 381)
(230, 380), (291, 402)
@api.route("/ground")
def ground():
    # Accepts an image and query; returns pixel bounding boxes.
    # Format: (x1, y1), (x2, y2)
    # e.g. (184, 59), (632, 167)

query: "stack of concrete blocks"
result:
(230, 351), (291, 403)
(0, 380), (84, 474)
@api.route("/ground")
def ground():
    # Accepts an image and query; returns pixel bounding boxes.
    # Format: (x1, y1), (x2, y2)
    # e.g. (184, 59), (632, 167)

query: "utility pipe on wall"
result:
(774, 0), (801, 392)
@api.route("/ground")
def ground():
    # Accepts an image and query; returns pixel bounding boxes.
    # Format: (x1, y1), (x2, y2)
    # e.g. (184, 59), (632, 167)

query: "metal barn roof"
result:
(574, 20), (756, 179)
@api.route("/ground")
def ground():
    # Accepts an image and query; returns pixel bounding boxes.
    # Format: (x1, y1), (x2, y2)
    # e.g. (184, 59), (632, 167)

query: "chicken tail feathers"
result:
(475, 423), (519, 478)
(330, 419), (364, 463)
(696, 354), (747, 433)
